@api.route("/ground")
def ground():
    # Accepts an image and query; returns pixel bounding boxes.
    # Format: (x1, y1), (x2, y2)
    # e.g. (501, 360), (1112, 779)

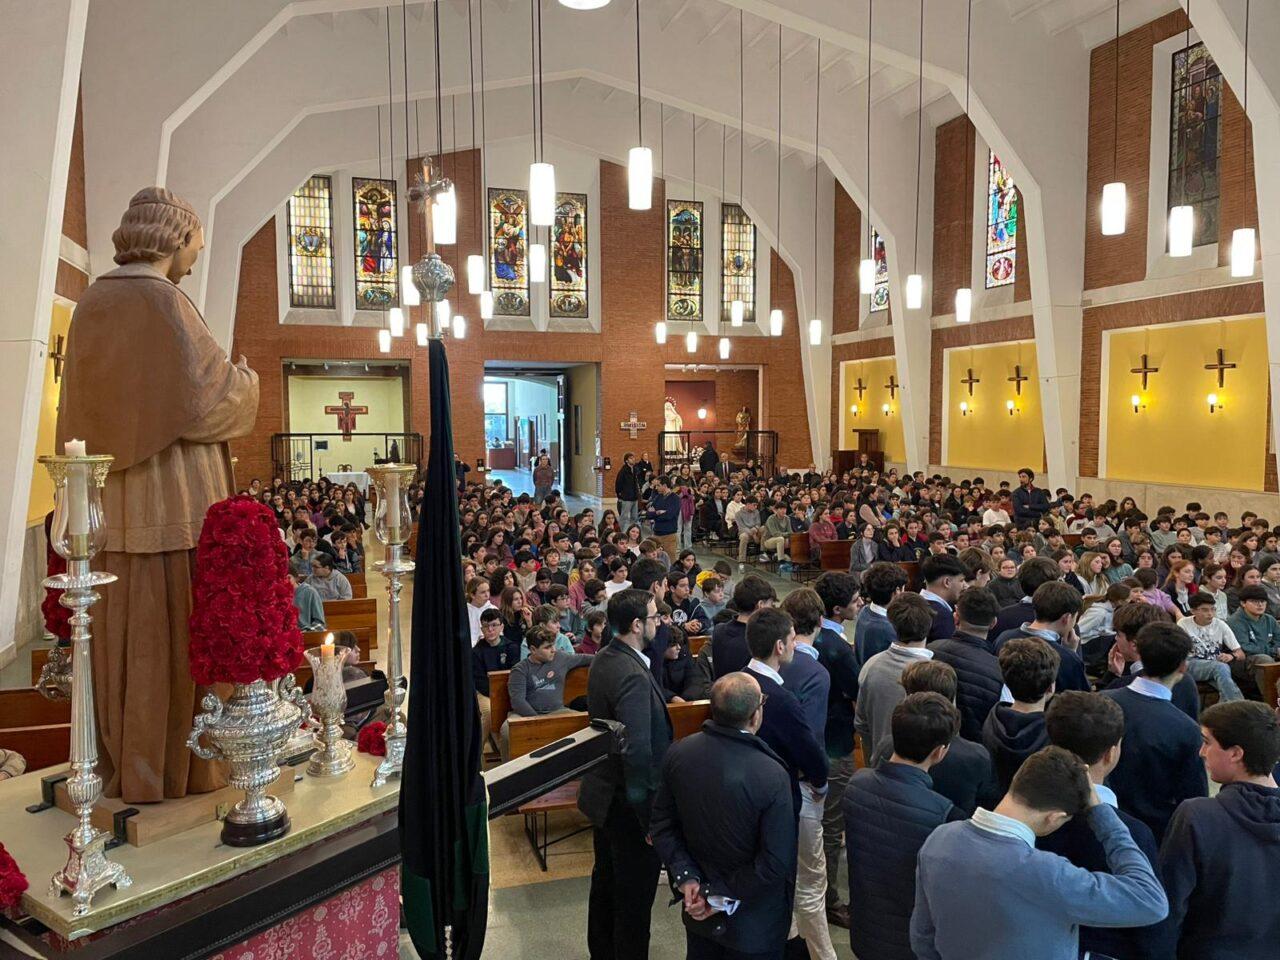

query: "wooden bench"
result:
(820, 539), (854, 572)
(487, 664), (590, 744)
(1257, 662), (1280, 706)
(346, 578), (368, 600)
(687, 634), (709, 656)
(788, 533), (820, 582)
(323, 598), (379, 645)
(0, 689), (71, 773)
(303, 627), (372, 660)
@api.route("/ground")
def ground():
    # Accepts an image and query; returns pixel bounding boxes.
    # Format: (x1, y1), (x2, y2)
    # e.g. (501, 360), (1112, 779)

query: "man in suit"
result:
(919, 554), (966, 642)
(580, 588), (674, 960)
(651, 673), (798, 960)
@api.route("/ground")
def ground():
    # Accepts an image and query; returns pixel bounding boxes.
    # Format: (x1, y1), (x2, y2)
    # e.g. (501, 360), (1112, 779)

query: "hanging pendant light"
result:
(415, 322), (429, 345)
(655, 321), (668, 344)
(466, 254), (485, 294)
(769, 309), (784, 336)
(388, 307), (405, 337)
(436, 298), (451, 329)
(560, 0), (610, 9)
(686, 330), (698, 353)
(401, 265), (421, 305)
(530, 162), (555, 225)
(477, 0), (496, 320)
(433, 181), (457, 245)
(378, 328), (392, 352)
(1101, 0), (1128, 235)
(527, 0), (555, 226)
(727, 11), (745, 329)
(955, 0), (973, 320)
(479, 290), (495, 319)
(809, 318), (823, 345)
(719, 336), (731, 359)
(860, 1), (875, 299)
(906, 0), (925, 309)
(453, 315), (467, 338)
(809, 37), (824, 345)
(1231, 0), (1256, 277)
(771, 25), (785, 338)
(730, 299), (745, 326)
(628, 0), (652, 209)
(1168, 205), (1194, 257)
(529, 237), (547, 282)
(859, 258), (875, 295)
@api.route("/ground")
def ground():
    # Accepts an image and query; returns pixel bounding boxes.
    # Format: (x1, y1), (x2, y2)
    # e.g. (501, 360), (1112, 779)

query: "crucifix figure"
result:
(1204, 348), (1237, 389)
(853, 377), (868, 401)
(50, 334), (67, 383)
(325, 391), (369, 442)
(1130, 353), (1160, 391)
(960, 368), (981, 397)
(1007, 365), (1029, 396)
(885, 375), (899, 400)
(620, 410), (648, 440)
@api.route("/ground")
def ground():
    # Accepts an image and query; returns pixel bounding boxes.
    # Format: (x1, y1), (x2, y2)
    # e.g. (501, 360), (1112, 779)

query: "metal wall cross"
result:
(853, 377), (867, 401)
(1130, 354), (1160, 390)
(620, 411), (648, 439)
(1007, 365), (1029, 396)
(960, 368), (981, 397)
(1204, 348), (1237, 389)
(50, 334), (66, 383)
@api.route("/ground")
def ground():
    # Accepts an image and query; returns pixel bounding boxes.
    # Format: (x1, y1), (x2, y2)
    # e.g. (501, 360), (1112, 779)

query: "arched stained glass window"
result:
(721, 203), (756, 324)
(667, 199), (703, 321)
(985, 152), (1017, 289)
(1169, 41), (1222, 248)
(489, 188), (530, 317)
(352, 177), (399, 309)
(287, 175), (335, 309)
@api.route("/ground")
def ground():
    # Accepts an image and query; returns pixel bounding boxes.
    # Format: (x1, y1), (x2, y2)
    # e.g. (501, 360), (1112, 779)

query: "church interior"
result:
(4, 0), (1280, 958)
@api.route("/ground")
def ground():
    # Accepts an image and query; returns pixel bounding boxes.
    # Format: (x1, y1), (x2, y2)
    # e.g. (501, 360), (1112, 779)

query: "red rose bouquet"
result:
(357, 721), (388, 757)
(188, 496), (303, 686)
(0, 842), (27, 910)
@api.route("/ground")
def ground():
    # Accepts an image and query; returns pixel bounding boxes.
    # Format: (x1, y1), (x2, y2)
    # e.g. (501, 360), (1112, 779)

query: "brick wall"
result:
(229, 151), (813, 489)
(832, 181), (860, 335)
(932, 117), (975, 317)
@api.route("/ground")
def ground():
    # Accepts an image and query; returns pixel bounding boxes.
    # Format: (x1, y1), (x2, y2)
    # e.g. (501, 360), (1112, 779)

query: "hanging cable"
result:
(866, 0), (874, 250)
(469, 0), (479, 236)
(400, 0), (410, 174)
(814, 38), (822, 301)
(776, 24), (783, 244)
(433, 0), (443, 163)
(739, 9), (745, 204)
(530, 0), (539, 163)
(913, 0), (924, 272)
(635, 0), (643, 146)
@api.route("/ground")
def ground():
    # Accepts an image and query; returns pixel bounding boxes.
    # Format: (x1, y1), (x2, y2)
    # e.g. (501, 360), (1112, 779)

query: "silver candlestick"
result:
(365, 463), (416, 788)
(39, 452), (131, 918)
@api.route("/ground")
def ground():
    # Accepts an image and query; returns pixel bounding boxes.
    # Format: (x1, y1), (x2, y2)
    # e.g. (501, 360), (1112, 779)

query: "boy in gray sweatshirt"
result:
(855, 593), (937, 757)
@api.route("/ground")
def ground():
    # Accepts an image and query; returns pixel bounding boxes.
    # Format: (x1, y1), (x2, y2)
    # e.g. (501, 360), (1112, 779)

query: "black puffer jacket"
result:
(928, 632), (1004, 743)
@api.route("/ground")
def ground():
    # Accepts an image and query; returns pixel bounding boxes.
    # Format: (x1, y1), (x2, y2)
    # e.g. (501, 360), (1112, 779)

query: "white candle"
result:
(64, 439), (89, 536)
(385, 478), (400, 543)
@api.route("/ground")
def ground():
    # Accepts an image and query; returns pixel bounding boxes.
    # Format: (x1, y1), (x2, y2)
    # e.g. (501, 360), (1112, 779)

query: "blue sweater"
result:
(777, 646), (830, 744)
(1100, 685), (1208, 843)
(645, 492), (682, 535)
(854, 606), (896, 668)
(911, 805), (1168, 960)
(993, 626), (1090, 693)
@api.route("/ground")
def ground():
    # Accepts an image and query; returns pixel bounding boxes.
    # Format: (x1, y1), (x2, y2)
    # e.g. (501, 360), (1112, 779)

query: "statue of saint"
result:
(663, 398), (685, 457)
(734, 406), (752, 455)
(57, 188), (259, 802)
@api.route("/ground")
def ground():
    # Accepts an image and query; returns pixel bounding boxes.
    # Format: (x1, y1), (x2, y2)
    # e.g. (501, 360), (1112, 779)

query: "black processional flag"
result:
(400, 338), (489, 959)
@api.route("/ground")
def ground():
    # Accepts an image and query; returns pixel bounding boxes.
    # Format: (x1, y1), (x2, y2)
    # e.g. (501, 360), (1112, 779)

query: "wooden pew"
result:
(488, 664), (589, 741)
(303, 627), (372, 660)
(347, 578), (368, 600)
(1257, 662), (1280, 707)
(820, 539), (853, 572)
(323, 598), (378, 645)
(687, 634), (709, 656)
(347, 572), (366, 592)
(1063, 533), (1083, 548)
(0, 689), (71, 773)
(507, 699), (710, 760)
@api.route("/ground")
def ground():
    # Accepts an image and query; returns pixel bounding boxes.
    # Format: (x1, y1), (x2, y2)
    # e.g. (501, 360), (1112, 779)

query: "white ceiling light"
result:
(810, 36), (824, 346)
(808, 318), (822, 345)
(401, 265), (420, 305)
(479, 290), (494, 320)
(905, 273), (924, 311)
(432, 183), (457, 245)
(955, 287), (972, 324)
(769, 308), (783, 337)
(655, 321), (667, 344)
(529, 241), (547, 282)
(628, 0), (651, 210)
(415, 322), (429, 346)
(906, 0), (926, 311)
(686, 330), (698, 353)
(730, 299), (744, 326)
(388, 307), (405, 337)
(1100, 0), (1127, 236)
(558, 0), (610, 8)
(529, 162), (556, 225)
(466, 255), (485, 295)
(719, 337), (731, 359)
(453, 315), (467, 339)
(1230, 0), (1256, 278)
(1168, 205), (1194, 257)
(528, 4), (555, 226)
(436, 298), (451, 329)
(859, 257), (875, 295)
(378, 328), (392, 353)
(955, 0), (973, 324)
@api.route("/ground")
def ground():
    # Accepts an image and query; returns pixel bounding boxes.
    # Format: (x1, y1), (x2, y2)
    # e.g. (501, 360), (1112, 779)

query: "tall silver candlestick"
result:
(39, 453), (131, 918)
(365, 462), (416, 788)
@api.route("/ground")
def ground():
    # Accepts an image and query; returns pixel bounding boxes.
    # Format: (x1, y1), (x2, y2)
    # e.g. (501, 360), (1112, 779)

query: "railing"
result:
(270, 432), (423, 481)
(657, 429), (779, 479)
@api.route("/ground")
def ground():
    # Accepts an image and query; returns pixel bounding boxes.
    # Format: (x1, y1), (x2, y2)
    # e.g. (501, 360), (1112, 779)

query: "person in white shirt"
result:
(981, 497), (1012, 528)
(1177, 592), (1244, 701)
(465, 577), (497, 647)
(306, 553), (352, 601)
(724, 490), (745, 529)
(603, 556), (633, 598)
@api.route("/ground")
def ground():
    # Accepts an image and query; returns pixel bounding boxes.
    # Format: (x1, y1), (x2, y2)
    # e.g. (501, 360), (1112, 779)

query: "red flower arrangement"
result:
(357, 722), (388, 757)
(0, 842), (28, 910)
(188, 496), (303, 686)
(41, 513), (70, 641)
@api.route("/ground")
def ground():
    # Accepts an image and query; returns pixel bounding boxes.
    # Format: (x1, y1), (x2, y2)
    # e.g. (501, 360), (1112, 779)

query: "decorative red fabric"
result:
(188, 496), (303, 685)
(41, 513), (70, 641)
(0, 843), (28, 910)
(357, 721), (388, 757)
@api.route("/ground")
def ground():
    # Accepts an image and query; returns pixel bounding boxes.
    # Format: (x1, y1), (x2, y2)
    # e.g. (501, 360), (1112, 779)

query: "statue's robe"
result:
(57, 262), (259, 802)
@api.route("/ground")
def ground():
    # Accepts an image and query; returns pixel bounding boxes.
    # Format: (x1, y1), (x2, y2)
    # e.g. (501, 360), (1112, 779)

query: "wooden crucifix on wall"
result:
(1007, 365), (1029, 396)
(884, 375), (899, 400)
(1204, 348), (1237, 389)
(1130, 354), (1160, 390)
(960, 368), (981, 397)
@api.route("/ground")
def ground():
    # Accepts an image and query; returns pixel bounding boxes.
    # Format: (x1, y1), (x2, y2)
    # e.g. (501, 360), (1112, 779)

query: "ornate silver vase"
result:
(188, 677), (307, 847)
(303, 646), (355, 778)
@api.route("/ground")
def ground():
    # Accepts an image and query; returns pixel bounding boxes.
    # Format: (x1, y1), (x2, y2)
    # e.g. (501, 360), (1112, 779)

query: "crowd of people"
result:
(453, 455), (1280, 960)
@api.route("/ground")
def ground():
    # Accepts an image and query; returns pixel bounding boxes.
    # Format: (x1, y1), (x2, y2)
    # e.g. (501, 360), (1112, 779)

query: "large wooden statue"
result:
(57, 188), (259, 802)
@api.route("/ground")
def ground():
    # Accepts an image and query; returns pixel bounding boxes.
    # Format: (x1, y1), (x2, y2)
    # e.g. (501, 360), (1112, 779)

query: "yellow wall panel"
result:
(28, 302), (74, 526)
(287, 375), (405, 475)
(840, 358), (906, 464)
(1104, 316), (1268, 491)
(943, 342), (1045, 472)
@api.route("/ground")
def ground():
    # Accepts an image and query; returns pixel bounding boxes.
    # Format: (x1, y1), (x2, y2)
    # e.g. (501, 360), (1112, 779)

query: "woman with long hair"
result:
(1162, 559), (1199, 616)
(498, 585), (534, 647)
(1078, 551), (1110, 596)
(1103, 537), (1134, 582)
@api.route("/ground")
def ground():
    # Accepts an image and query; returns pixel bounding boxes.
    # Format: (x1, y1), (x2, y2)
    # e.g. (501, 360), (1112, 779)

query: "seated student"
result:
(578, 578), (608, 620)
(1100, 600), (1200, 720)
(1159, 700), (1280, 960)
(853, 562), (908, 667)
(929, 586), (1004, 744)
(665, 569), (706, 636)
(993, 581), (1089, 693)
(845, 692), (964, 960)
(920, 554), (967, 642)
(602, 556), (632, 598)
(877, 524), (919, 562)
(306, 552), (353, 601)
(869, 661), (997, 817)
(539, 546), (569, 586)
(0, 747), (25, 781)
(989, 556), (1024, 608)
(291, 571), (326, 631)
(1101, 622), (1208, 843)
(502, 625), (593, 757)
(1178, 591), (1245, 702)
(547, 584), (585, 642)
(526, 567), (553, 609)
(692, 575), (727, 627)
(991, 557), (1061, 637)
(761, 502), (793, 563)
(521, 603), (577, 659)
(856, 593), (937, 764)
(577, 608), (608, 655)
(1076, 581), (1130, 644)
(1224, 584), (1280, 696)
(465, 577), (496, 646)
(911, 747), (1168, 960)
(1055, 549), (1091, 596)
(983, 638), (1057, 795)
(472, 608), (520, 743)
(1134, 567), (1179, 617)
(1038, 692), (1162, 960)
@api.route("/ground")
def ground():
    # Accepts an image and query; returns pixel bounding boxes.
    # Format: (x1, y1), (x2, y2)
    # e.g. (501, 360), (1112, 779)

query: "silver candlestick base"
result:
(371, 546), (414, 788)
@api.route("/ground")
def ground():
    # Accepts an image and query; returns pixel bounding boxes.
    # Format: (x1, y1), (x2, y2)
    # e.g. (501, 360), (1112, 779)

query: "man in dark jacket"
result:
(919, 553), (966, 642)
(1101, 622), (1207, 843)
(991, 556), (1062, 636)
(993, 581), (1090, 694)
(929, 586), (1003, 742)
(579, 589), (673, 960)
(711, 575), (777, 680)
(845, 692), (962, 960)
(645, 475), (683, 561)
(650, 673), (797, 960)
(1158, 700), (1280, 960)
(1039, 692), (1162, 960)
(1011, 467), (1050, 525)
(698, 442), (720, 476)
(614, 452), (640, 531)
(983, 637), (1057, 794)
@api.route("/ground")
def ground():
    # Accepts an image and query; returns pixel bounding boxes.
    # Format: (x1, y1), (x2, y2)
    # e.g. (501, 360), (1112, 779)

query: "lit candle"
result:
(384, 476), (400, 543)
(64, 439), (89, 536)
(320, 633), (335, 662)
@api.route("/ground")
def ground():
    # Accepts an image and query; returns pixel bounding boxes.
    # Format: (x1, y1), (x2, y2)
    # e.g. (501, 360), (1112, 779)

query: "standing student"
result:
(644, 475), (682, 562)
(1159, 700), (1280, 960)
(1100, 622), (1208, 843)
(919, 554), (967, 642)
(993, 581), (1089, 694)
(578, 590), (673, 960)
(982, 638), (1056, 795)
(853, 562), (908, 666)
(614, 454), (640, 532)
(855, 594), (937, 764)
(911, 747), (1168, 960)
(928, 587), (1003, 743)
(711, 575), (777, 680)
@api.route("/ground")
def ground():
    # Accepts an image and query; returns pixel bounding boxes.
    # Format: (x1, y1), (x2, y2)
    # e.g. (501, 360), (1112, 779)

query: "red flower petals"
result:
(0, 843), (28, 910)
(356, 721), (387, 757)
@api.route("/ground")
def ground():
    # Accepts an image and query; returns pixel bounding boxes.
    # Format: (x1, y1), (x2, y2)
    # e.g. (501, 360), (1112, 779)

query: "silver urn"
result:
(188, 677), (308, 847)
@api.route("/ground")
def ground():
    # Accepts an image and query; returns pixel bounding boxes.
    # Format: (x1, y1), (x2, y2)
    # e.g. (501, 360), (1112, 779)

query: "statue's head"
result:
(112, 187), (204, 283)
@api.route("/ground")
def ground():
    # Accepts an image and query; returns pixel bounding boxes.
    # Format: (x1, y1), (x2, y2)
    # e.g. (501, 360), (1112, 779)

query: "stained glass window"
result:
(286, 175), (335, 308)
(1169, 41), (1222, 248)
(721, 203), (756, 323)
(352, 177), (398, 309)
(985, 152), (1017, 288)
(489, 188), (530, 317)
(667, 200), (703, 321)
(870, 229), (889, 312)
(550, 193), (587, 319)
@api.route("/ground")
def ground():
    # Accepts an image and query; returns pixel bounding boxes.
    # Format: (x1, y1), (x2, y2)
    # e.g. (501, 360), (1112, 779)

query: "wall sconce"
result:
(1208, 393), (1221, 414)
(697, 408), (707, 420)
(1130, 394), (1146, 414)
(602, 456), (612, 470)
(882, 403), (892, 416)
(959, 401), (970, 417)
(1006, 399), (1017, 416)
(850, 404), (859, 418)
